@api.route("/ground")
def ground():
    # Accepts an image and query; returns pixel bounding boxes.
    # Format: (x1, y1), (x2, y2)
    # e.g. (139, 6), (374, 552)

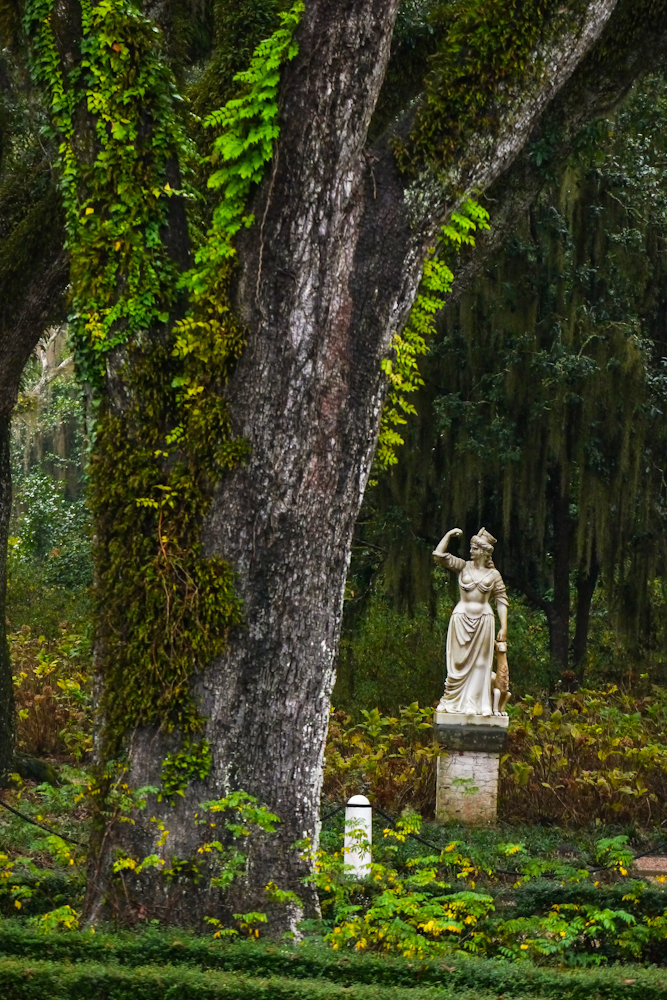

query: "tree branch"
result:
(447, 0), (667, 302)
(0, 250), (69, 417)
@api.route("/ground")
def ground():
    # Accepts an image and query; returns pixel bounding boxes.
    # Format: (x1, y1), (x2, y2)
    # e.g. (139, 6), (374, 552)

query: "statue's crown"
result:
(476, 527), (497, 547)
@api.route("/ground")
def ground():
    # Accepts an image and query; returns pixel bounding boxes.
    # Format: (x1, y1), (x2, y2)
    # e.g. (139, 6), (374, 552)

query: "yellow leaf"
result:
(85, 207), (94, 215)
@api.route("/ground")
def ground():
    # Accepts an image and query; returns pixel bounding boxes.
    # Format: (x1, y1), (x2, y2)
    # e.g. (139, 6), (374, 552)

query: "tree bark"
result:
(87, 0), (411, 928)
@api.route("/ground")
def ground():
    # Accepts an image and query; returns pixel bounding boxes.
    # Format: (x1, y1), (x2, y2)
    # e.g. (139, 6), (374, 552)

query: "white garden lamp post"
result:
(344, 794), (372, 878)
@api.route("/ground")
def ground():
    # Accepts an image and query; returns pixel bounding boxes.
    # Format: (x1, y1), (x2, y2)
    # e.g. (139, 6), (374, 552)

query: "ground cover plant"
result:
(314, 814), (667, 964)
(2, 585), (667, 985)
(1, 682), (667, 966)
(0, 768), (88, 920)
(3, 542), (667, 958)
(324, 686), (667, 827)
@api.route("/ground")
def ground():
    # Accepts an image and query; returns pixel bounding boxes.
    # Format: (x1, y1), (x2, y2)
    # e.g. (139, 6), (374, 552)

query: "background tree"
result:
(0, 41), (67, 778)
(343, 71), (667, 699)
(1, 0), (667, 930)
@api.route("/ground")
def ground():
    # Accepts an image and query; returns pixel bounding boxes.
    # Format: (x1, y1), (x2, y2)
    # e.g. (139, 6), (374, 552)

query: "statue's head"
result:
(470, 527), (496, 568)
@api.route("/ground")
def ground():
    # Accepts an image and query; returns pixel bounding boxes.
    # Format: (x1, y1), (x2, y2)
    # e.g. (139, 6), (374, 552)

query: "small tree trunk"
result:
(547, 466), (571, 675)
(572, 558), (600, 681)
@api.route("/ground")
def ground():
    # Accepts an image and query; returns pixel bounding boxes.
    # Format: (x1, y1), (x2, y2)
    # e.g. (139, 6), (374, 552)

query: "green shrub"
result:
(0, 960), (479, 1000)
(335, 585), (551, 715)
(501, 686), (667, 826)
(0, 944), (665, 999)
(0, 768), (89, 917)
(323, 704), (438, 815)
(11, 624), (92, 760)
(310, 815), (667, 965)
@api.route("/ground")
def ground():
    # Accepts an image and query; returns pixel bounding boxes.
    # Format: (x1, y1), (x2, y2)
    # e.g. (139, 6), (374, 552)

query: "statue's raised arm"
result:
(433, 528), (466, 574)
(433, 527), (463, 559)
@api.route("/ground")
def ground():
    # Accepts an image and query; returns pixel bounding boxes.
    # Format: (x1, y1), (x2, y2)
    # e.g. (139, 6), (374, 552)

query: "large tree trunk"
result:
(87, 0), (415, 927)
(77, 0), (649, 928)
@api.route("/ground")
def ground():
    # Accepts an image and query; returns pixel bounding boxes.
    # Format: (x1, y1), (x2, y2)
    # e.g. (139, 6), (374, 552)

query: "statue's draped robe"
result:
(438, 556), (509, 715)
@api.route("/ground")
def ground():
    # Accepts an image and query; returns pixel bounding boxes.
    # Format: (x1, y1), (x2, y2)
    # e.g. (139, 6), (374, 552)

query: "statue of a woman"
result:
(433, 527), (509, 717)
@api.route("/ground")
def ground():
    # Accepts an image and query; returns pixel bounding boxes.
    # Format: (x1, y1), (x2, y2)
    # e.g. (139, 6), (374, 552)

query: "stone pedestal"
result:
(434, 713), (508, 825)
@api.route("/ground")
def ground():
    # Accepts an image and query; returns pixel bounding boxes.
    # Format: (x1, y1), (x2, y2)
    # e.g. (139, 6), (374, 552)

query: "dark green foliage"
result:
(501, 687), (667, 826)
(430, 76), (667, 662)
(336, 545), (550, 714)
(310, 816), (667, 963)
(24, 0), (189, 388)
(159, 738), (212, 801)
(11, 624), (92, 758)
(336, 590), (451, 712)
(0, 933), (666, 998)
(0, 47), (64, 335)
(368, 0), (440, 142)
(10, 473), (90, 586)
(325, 688), (667, 826)
(0, 767), (89, 915)
(0, 0), (21, 49)
(8, 347), (91, 638)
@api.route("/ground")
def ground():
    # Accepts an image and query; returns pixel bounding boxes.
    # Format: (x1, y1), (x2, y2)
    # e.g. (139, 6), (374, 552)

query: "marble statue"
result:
(433, 527), (510, 717)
